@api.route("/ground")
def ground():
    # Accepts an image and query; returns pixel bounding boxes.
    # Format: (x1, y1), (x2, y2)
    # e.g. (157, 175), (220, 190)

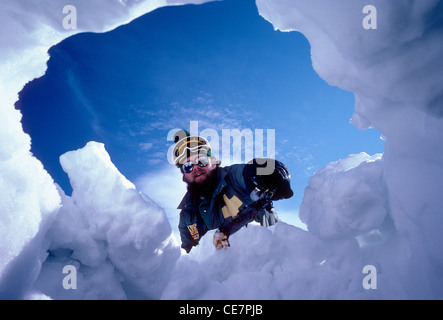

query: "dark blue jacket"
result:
(178, 164), (255, 253)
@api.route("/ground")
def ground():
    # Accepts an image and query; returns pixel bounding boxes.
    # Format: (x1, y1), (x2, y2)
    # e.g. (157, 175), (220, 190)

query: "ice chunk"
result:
(0, 149), (60, 299)
(39, 141), (181, 299)
(299, 153), (387, 239)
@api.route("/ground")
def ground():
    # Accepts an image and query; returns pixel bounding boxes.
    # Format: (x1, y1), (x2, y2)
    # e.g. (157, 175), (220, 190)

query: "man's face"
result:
(182, 153), (217, 185)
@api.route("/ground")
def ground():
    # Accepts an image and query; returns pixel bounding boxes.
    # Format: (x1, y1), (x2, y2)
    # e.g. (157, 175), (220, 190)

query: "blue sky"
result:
(17, 0), (384, 224)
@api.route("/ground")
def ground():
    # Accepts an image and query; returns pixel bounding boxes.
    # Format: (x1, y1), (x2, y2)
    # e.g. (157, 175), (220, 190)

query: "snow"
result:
(135, 166), (187, 242)
(0, 0), (211, 299)
(256, 0), (443, 299)
(39, 141), (180, 299)
(163, 223), (374, 300)
(300, 153), (387, 240)
(1, 0), (443, 299)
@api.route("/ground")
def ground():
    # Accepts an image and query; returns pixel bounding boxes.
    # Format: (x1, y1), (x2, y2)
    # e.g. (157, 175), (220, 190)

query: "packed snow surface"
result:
(1, 0), (442, 299)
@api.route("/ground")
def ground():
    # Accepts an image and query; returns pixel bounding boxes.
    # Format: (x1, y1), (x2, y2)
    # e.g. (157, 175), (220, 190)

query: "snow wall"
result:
(1, 0), (442, 299)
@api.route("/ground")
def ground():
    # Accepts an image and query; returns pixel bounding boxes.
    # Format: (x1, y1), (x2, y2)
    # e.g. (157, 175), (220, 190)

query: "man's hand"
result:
(213, 231), (229, 250)
(244, 159), (294, 200)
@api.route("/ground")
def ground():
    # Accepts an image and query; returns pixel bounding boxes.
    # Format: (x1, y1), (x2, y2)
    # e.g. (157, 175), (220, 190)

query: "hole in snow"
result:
(15, 0), (384, 229)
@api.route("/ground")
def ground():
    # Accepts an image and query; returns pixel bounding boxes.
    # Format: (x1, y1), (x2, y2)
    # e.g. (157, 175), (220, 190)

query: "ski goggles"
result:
(180, 156), (210, 174)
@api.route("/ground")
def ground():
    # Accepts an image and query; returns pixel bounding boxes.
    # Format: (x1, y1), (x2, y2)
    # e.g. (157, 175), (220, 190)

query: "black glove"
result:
(244, 158), (294, 200)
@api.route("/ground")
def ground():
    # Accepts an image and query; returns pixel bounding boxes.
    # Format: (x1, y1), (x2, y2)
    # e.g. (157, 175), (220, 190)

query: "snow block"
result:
(39, 141), (180, 299)
(0, 148), (61, 299)
(300, 153), (386, 240)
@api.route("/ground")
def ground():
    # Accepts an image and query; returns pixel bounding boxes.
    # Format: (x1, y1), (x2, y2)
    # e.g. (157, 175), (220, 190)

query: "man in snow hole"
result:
(172, 130), (293, 253)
